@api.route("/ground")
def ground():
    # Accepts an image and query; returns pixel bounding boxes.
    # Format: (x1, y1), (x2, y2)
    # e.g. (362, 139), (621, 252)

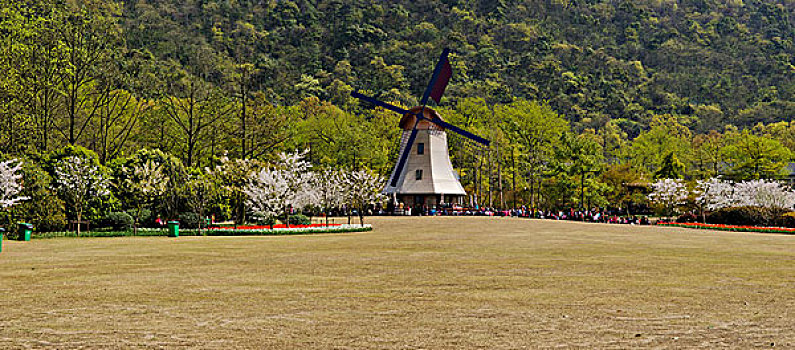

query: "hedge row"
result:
(658, 222), (795, 235)
(26, 225), (372, 239)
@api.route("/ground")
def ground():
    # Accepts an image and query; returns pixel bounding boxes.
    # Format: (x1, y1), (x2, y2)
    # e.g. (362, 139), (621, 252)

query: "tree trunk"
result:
(76, 211), (82, 236)
(285, 207), (290, 228)
(511, 147), (517, 209)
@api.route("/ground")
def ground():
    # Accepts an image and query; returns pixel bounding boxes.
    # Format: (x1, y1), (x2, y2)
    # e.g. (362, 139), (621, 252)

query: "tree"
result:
(6, 160), (66, 232)
(52, 156), (110, 235)
(691, 130), (726, 179)
(549, 132), (606, 209)
(723, 130), (791, 180)
(183, 172), (221, 233)
(693, 178), (734, 222)
(732, 180), (795, 209)
(117, 159), (168, 235)
(648, 179), (688, 221)
(312, 169), (344, 227)
(630, 115), (692, 176)
(88, 89), (147, 164)
(0, 159), (28, 210)
(54, 1), (124, 146)
(211, 156), (260, 226)
(161, 75), (233, 167)
(343, 170), (385, 226)
(244, 151), (315, 228)
(654, 152), (686, 179)
(498, 99), (568, 208)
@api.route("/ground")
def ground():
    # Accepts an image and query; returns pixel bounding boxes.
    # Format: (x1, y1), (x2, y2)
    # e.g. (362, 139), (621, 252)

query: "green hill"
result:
(119, 0), (794, 134)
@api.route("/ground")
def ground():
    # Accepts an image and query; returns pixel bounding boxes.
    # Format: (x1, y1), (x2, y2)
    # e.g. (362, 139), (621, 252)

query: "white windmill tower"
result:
(351, 49), (490, 210)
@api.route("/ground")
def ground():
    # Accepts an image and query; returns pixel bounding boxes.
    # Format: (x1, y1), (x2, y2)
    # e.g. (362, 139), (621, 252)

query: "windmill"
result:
(351, 49), (490, 210)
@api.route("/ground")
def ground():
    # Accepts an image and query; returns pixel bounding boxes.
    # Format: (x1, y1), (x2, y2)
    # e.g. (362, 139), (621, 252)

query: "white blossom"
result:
(648, 179), (688, 218)
(732, 179), (795, 209)
(694, 177), (734, 211)
(0, 159), (28, 209)
(312, 169), (345, 226)
(648, 179), (689, 205)
(118, 159), (169, 232)
(120, 160), (168, 200)
(244, 150), (316, 226)
(52, 156), (110, 234)
(343, 170), (386, 226)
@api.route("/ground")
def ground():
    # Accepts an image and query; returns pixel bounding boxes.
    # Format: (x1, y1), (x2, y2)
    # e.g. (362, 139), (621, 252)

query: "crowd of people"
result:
(377, 203), (655, 225)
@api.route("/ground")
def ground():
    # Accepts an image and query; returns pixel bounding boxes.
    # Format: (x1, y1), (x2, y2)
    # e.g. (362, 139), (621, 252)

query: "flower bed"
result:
(209, 224), (342, 230)
(657, 222), (795, 234)
(31, 224), (371, 239)
(201, 224), (370, 236)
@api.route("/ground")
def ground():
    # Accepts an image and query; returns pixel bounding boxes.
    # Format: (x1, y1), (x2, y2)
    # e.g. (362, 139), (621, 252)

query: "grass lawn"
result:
(1, 217), (793, 348)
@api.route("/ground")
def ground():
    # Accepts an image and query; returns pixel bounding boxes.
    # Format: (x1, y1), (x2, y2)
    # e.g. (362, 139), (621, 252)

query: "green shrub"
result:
(126, 209), (153, 226)
(781, 212), (795, 228)
(676, 213), (698, 223)
(285, 214), (311, 226)
(176, 212), (204, 229)
(99, 212), (134, 230)
(254, 215), (277, 227)
(706, 206), (788, 226)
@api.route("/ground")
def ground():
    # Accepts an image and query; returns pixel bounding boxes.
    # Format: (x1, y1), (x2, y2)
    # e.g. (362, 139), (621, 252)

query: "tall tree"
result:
(161, 75), (233, 167)
(498, 99), (568, 208)
(55, 1), (124, 146)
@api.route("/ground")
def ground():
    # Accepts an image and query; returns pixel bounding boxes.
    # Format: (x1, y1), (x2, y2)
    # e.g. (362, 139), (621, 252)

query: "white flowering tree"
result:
(118, 160), (168, 235)
(52, 156), (110, 235)
(0, 159), (28, 210)
(344, 170), (385, 226)
(733, 180), (795, 209)
(244, 151), (316, 228)
(312, 169), (344, 227)
(693, 177), (734, 222)
(648, 179), (689, 221)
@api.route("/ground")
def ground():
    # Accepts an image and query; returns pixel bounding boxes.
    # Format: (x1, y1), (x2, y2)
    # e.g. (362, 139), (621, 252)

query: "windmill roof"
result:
(399, 106), (445, 130)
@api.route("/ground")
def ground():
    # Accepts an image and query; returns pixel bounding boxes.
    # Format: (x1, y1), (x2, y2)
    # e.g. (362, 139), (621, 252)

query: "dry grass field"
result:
(0, 216), (793, 349)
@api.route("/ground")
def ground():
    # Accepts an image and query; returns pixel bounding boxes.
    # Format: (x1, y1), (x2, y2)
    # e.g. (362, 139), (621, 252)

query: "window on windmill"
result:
(417, 143), (425, 155)
(415, 169), (423, 180)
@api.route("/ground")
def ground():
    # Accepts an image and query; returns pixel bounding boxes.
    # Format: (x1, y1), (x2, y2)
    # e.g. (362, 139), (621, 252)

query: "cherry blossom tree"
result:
(733, 180), (795, 209)
(344, 170), (385, 226)
(52, 156), (110, 235)
(312, 169), (344, 227)
(244, 150), (316, 228)
(117, 159), (168, 235)
(694, 177), (734, 222)
(0, 159), (28, 210)
(648, 179), (689, 221)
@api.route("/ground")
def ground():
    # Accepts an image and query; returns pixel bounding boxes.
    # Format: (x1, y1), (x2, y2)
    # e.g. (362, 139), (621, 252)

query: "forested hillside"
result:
(117, 0), (794, 132)
(1, 0), (795, 227)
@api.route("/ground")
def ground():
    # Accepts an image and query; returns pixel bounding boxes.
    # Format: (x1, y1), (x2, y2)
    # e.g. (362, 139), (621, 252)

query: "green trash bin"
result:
(0, 228), (5, 253)
(17, 223), (33, 241)
(167, 221), (179, 237)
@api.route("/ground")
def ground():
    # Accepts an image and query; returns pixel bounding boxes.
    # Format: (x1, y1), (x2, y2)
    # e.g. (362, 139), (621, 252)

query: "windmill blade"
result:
(389, 127), (419, 187)
(420, 48), (452, 106)
(351, 91), (410, 115)
(431, 118), (490, 146)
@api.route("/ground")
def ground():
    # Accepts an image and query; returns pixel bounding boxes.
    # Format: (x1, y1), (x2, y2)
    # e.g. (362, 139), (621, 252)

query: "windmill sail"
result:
(429, 57), (452, 104)
(421, 49), (452, 105)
